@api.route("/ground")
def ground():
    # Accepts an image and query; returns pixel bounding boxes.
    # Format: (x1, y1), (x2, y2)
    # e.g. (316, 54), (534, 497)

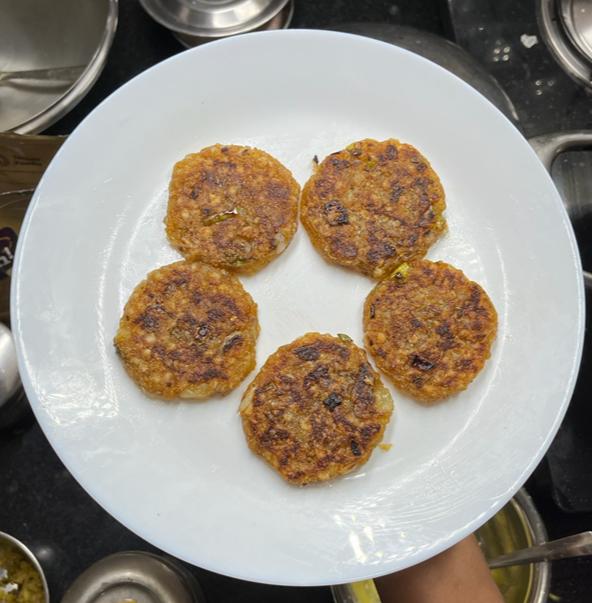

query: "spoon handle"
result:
(488, 531), (592, 569)
(0, 65), (85, 83)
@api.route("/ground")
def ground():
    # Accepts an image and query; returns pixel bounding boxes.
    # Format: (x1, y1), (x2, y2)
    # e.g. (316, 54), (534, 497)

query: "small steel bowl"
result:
(140, 0), (293, 47)
(0, 531), (50, 603)
(61, 551), (205, 603)
(331, 488), (549, 603)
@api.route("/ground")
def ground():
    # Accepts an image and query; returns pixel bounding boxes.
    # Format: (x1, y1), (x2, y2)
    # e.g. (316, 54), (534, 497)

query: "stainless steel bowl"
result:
(140, 0), (292, 47)
(61, 551), (205, 603)
(0, 531), (50, 603)
(0, 0), (118, 134)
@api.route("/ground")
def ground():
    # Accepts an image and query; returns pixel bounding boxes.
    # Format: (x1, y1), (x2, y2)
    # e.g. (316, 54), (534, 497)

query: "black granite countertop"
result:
(3, 1), (592, 601)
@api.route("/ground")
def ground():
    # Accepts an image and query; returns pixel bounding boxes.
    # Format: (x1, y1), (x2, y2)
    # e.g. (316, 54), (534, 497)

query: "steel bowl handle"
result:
(488, 530), (592, 569)
(530, 131), (592, 171)
(529, 131), (592, 290)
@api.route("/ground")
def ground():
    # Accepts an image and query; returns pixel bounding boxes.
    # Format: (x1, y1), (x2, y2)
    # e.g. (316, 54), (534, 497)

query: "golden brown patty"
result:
(114, 261), (259, 399)
(301, 138), (447, 279)
(165, 144), (300, 274)
(240, 333), (393, 485)
(364, 260), (497, 402)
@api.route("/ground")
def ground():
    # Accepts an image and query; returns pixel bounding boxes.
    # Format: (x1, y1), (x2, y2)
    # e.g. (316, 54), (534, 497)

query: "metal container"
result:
(0, 0), (118, 134)
(139, 0), (293, 47)
(331, 489), (549, 603)
(0, 531), (50, 603)
(560, 0), (592, 62)
(538, 0), (592, 89)
(477, 489), (550, 603)
(0, 322), (28, 431)
(60, 551), (206, 603)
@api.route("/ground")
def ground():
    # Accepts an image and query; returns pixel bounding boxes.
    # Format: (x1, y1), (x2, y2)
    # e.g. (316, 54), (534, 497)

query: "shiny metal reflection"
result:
(0, 0), (118, 134)
(538, 0), (592, 89)
(560, 0), (592, 62)
(140, 0), (290, 38)
(172, 0), (293, 48)
(60, 551), (205, 603)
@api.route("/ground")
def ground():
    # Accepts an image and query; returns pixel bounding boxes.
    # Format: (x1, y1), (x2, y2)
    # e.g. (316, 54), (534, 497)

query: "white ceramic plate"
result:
(12, 31), (584, 586)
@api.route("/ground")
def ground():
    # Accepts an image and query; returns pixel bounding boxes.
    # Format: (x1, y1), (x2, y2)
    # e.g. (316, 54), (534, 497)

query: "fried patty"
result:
(165, 144), (300, 274)
(364, 260), (497, 402)
(114, 260), (259, 399)
(301, 138), (447, 279)
(240, 333), (394, 485)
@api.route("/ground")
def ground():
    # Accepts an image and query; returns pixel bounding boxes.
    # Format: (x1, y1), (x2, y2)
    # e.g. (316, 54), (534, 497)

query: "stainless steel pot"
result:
(330, 488), (550, 603)
(0, 0), (118, 134)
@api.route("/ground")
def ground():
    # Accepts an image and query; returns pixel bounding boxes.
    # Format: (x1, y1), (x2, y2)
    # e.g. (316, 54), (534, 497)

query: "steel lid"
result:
(560, 0), (592, 62)
(60, 552), (205, 603)
(139, 0), (290, 37)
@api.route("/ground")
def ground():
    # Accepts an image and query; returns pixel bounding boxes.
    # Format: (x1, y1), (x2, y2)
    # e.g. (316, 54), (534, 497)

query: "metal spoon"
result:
(0, 323), (20, 407)
(0, 323), (29, 430)
(0, 65), (85, 85)
(488, 531), (592, 569)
